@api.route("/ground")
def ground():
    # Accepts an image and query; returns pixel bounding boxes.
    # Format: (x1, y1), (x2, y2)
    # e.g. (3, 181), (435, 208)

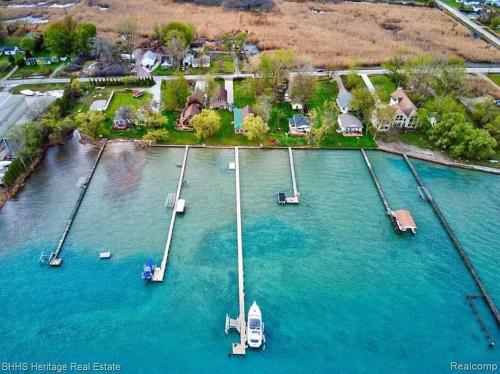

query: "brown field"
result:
(2, 0), (499, 67)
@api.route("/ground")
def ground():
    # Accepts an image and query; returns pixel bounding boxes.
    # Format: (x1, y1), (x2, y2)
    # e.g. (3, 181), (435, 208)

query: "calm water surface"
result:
(0, 140), (498, 373)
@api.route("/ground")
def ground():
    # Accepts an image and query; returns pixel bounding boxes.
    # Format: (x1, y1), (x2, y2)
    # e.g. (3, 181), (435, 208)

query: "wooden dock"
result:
(153, 146), (189, 282)
(403, 154), (500, 326)
(361, 149), (391, 214)
(233, 146), (247, 355)
(49, 140), (107, 266)
(286, 147), (299, 204)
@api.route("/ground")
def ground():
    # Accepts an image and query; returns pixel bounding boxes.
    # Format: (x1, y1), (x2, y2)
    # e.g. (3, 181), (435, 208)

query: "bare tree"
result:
(118, 19), (138, 56)
(164, 30), (188, 69)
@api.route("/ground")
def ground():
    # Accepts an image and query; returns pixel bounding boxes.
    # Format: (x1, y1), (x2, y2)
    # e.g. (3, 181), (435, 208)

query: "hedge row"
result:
(89, 76), (155, 87)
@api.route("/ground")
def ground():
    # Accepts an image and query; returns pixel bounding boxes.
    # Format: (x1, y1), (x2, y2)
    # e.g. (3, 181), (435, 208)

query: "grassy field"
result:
(392, 132), (432, 149)
(101, 91), (154, 139)
(488, 74), (500, 86)
(370, 75), (397, 102)
(233, 79), (257, 108)
(308, 79), (338, 109)
(20, 0), (499, 67)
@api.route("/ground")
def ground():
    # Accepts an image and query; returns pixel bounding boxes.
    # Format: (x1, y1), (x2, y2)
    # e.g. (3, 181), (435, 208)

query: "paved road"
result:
(436, 0), (500, 47)
(2, 67), (499, 89)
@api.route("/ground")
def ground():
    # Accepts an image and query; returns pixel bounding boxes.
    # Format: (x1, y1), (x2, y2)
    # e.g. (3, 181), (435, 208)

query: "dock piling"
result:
(153, 146), (189, 282)
(49, 140), (107, 266)
(403, 154), (500, 326)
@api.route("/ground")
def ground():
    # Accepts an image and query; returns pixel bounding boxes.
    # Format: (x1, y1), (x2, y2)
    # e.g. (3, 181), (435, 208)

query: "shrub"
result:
(2, 157), (28, 187)
(16, 59), (26, 68)
(142, 129), (170, 144)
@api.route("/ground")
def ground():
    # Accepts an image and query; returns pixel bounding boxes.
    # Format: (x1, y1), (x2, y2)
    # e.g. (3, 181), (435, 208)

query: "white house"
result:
(141, 51), (157, 69)
(288, 114), (311, 135)
(337, 113), (363, 136)
(389, 89), (417, 130)
(1, 46), (20, 56)
(0, 93), (27, 138)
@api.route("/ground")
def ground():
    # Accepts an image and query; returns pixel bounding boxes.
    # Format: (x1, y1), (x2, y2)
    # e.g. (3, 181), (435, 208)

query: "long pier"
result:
(403, 155), (500, 326)
(49, 140), (107, 266)
(153, 146), (189, 282)
(232, 146), (247, 355)
(288, 148), (299, 200)
(361, 149), (391, 213)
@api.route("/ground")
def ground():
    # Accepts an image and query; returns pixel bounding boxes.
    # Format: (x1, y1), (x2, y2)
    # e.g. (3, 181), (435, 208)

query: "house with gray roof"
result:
(337, 113), (363, 136)
(288, 114), (311, 135)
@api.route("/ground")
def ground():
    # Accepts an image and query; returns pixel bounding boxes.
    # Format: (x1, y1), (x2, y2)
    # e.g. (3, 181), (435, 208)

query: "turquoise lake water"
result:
(0, 138), (498, 373)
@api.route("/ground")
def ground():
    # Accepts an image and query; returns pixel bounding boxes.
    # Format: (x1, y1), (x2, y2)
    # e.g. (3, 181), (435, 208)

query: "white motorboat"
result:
(246, 301), (265, 349)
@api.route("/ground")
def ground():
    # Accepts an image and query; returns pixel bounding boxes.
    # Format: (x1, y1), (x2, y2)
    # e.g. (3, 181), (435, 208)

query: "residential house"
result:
(113, 107), (135, 130)
(336, 77), (353, 114)
(178, 103), (202, 130)
(177, 90), (205, 130)
(210, 86), (228, 110)
(0, 138), (15, 161)
(233, 106), (252, 134)
(2, 46), (20, 56)
(288, 114), (311, 135)
(183, 50), (210, 68)
(243, 43), (259, 57)
(141, 51), (157, 69)
(337, 114), (363, 136)
(389, 89), (417, 130)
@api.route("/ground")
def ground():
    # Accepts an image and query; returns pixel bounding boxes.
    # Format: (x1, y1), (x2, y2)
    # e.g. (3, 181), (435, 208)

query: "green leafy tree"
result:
(292, 57), (316, 110)
(190, 109), (221, 139)
(242, 114), (269, 141)
(141, 111), (165, 129)
(351, 87), (375, 122)
(259, 49), (295, 100)
(253, 94), (271, 122)
(164, 29), (188, 69)
(346, 58), (360, 90)
(162, 22), (196, 45)
(484, 116), (500, 144)
(74, 111), (105, 139)
(74, 23), (97, 54)
(382, 49), (407, 86)
(163, 74), (190, 111)
(44, 22), (74, 56)
(221, 32), (234, 51)
(142, 129), (169, 144)
(20, 35), (36, 57)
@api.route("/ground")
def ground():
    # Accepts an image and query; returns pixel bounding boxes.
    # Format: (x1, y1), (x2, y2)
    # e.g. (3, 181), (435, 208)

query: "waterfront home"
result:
(188, 89), (205, 106)
(233, 106), (252, 134)
(210, 86), (228, 110)
(178, 103), (201, 130)
(337, 113), (363, 136)
(141, 51), (157, 69)
(288, 114), (311, 135)
(113, 107), (135, 130)
(389, 89), (417, 130)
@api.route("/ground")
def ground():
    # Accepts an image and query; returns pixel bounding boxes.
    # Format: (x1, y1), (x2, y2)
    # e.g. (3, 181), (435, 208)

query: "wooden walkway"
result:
(49, 140), (107, 265)
(233, 146), (247, 355)
(403, 155), (500, 326)
(286, 148), (299, 204)
(361, 149), (391, 213)
(153, 146), (189, 282)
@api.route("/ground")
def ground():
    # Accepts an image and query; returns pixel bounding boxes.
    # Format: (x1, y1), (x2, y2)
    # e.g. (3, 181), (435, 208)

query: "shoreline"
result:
(1, 137), (498, 209)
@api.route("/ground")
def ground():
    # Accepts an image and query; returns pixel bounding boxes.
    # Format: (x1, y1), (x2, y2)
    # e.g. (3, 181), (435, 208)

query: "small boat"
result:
(99, 251), (111, 259)
(277, 192), (286, 205)
(246, 301), (265, 349)
(133, 90), (144, 98)
(141, 259), (156, 281)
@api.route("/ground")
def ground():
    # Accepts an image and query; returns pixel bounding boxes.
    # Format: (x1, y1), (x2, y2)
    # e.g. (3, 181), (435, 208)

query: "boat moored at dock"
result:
(142, 259), (157, 281)
(246, 301), (265, 349)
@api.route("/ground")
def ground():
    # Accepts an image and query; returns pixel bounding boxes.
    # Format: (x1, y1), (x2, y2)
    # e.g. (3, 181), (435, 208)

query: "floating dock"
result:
(48, 140), (107, 266)
(153, 146), (189, 282)
(228, 146), (247, 355)
(403, 154), (500, 326)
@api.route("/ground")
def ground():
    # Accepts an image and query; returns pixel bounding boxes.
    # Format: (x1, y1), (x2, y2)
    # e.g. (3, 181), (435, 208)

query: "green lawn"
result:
(153, 53), (234, 76)
(488, 74), (500, 86)
(10, 62), (63, 79)
(392, 132), (432, 149)
(152, 66), (177, 76)
(308, 79), (338, 110)
(370, 75), (397, 102)
(233, 78), (257, 107)
(101, 91), (153, 139)
(10, 82), (69, 94)
(342, 74), (364, 91)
